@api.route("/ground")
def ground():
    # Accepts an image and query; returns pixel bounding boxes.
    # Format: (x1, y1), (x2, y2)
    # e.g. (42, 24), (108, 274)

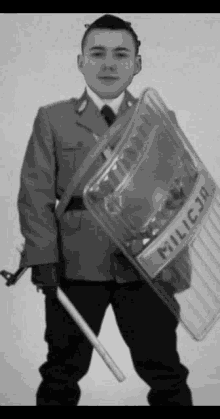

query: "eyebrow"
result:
(89, 46), (131, 52)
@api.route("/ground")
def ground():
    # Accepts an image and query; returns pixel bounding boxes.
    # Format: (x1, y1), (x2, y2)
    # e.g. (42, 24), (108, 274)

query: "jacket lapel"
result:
(74, 89), (138, 138)
(75, 90), (107, 137)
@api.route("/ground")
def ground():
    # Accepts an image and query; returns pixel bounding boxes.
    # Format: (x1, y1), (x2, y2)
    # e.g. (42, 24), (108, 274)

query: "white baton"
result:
(57, 287), (126, 383)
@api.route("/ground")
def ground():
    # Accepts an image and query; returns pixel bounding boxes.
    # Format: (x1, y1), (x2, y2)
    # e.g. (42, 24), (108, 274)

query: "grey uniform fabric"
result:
(17, 89), (191, 290)
(18, 90), (138, 283)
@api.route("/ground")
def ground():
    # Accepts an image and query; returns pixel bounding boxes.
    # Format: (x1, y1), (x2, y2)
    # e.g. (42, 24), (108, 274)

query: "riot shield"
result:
(82, 88), (220, 341)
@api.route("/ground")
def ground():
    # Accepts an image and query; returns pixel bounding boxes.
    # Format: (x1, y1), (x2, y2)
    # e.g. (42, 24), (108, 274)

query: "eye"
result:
(115, 53), (128, 58)
(91, 52), (104, 57)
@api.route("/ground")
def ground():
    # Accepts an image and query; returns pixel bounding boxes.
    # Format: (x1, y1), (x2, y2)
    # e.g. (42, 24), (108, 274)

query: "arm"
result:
(17, 107), (59, 268)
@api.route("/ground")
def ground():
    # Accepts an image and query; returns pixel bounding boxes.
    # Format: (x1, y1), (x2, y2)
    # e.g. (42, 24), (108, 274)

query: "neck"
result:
(87, 86), (124, 101)
(86, 85), (125, 114)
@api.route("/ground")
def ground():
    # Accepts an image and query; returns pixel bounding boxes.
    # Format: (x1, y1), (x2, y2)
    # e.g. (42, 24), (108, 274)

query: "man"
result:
(17, 14), (193, 406)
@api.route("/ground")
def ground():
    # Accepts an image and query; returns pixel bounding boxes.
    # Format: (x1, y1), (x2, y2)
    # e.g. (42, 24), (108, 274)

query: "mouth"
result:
(98, 76), (119, 81)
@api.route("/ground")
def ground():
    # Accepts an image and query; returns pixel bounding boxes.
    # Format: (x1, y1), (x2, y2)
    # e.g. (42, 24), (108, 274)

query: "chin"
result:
(89, 81), (130, 99)
(99, 92), (120, 99)
(95, 87), (125, 99)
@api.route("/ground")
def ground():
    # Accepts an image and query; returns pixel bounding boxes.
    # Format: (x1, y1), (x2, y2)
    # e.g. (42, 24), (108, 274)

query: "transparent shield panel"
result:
(83, 88), (220, 341)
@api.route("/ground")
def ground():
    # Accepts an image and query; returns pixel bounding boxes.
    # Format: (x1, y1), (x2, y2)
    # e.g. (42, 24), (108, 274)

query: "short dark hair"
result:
(81, 14), (141, 55)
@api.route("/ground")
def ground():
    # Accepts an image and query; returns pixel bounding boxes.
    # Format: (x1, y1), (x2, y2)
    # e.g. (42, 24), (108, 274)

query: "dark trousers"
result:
(36, 278), (193, 406)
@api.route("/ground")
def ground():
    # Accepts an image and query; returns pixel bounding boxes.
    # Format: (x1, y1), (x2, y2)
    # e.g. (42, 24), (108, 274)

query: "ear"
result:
(134, 55), (142, 76)
(77, 54), (84, 73)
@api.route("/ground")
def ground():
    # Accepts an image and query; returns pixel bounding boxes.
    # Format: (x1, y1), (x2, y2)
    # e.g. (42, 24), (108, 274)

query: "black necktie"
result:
(101, 105), (116, 126)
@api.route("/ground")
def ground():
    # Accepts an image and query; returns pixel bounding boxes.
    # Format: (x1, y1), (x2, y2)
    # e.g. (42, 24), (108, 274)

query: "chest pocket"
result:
(61, 144), (81, 170)
(62, 139), (95, 171)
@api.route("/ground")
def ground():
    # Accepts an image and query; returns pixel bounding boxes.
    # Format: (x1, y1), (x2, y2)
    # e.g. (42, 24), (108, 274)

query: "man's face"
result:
(77, 29), (141, 99)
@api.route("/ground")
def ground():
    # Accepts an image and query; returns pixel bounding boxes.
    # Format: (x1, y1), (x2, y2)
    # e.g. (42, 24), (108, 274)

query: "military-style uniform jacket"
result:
(18, 89), (141, 283)
(17, 89), (191, 288)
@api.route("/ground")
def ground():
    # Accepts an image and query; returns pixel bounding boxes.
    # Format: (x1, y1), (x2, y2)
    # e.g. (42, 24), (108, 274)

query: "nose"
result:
(101, 57), (117, 72)
(102, 63), (117, 74)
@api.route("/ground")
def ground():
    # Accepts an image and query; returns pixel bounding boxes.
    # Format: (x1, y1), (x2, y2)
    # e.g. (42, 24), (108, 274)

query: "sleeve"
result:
(17, 107), (59, 268)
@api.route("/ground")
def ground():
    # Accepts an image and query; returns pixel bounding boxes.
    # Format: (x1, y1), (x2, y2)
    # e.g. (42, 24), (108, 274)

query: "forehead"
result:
(84, 29), (135, 51)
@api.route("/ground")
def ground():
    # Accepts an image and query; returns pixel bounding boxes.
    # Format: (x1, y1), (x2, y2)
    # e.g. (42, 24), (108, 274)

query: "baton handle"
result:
(0, 268), (126, 383)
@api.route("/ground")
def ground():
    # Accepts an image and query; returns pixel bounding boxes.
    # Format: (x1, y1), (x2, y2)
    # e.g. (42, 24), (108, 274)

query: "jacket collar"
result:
(74, 89), (138, 137)
(86, 85), (125, 114)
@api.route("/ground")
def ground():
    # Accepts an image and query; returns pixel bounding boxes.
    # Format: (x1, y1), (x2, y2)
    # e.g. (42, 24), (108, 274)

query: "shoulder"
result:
(41, 97), (79, 116)
(35, 95), (85, 129)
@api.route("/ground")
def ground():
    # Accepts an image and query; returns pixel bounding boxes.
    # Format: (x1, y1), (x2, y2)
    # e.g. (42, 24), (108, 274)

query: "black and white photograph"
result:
(1, 13), (220, 406)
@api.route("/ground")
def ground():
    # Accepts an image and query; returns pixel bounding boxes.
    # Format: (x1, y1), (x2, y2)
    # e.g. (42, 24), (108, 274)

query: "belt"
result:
(65, 196), (87, 212)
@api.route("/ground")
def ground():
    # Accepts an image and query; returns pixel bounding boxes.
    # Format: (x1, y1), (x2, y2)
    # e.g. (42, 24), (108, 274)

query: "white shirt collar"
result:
(86, 85), (125, 115)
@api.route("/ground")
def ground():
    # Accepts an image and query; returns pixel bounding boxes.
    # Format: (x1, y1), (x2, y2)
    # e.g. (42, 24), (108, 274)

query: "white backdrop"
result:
(1, 13), (220, 406)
